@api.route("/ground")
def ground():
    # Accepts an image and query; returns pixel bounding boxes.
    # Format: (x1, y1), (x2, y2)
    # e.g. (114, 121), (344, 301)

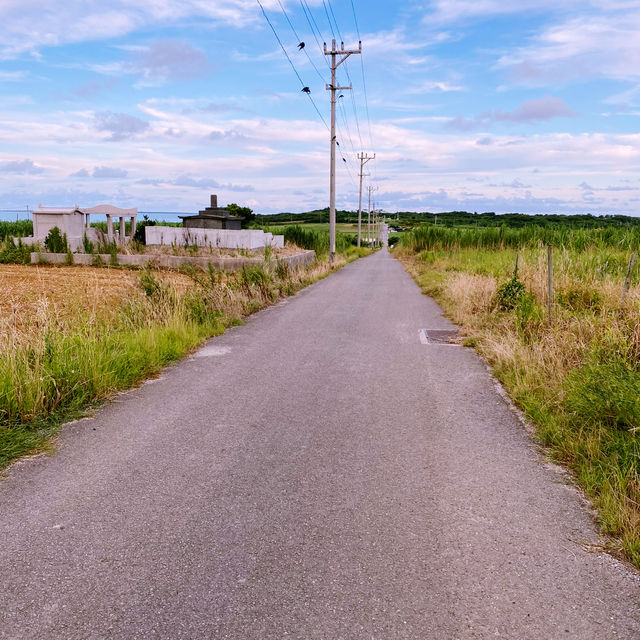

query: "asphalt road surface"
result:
(2, 249), (640, 639)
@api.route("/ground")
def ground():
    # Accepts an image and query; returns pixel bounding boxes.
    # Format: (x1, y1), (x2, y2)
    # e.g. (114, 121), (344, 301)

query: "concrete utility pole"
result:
(374, 209), (379, 247)
(357, 152), (375, 248)
(325, 39), (361, 263)
(367, 185), (376, 246)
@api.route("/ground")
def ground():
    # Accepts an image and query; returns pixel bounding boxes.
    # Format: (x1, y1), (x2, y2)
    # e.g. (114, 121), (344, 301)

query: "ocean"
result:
(0, 210), (193, 223)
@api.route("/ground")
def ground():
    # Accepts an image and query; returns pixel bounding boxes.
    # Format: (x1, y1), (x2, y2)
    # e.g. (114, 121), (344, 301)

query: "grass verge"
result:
(395, 239), (640, 568)
(1, 249), (364, 470)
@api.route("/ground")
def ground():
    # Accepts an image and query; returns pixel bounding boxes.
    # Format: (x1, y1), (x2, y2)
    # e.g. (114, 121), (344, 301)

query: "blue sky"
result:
(2, 0), (640, 215)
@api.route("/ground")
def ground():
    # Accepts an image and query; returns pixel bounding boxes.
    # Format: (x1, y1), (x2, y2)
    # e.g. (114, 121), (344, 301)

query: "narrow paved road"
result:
(2, 250), (640, 639)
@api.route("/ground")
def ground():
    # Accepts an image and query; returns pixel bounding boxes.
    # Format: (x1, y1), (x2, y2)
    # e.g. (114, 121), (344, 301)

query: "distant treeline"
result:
(257, 208), (640, 229)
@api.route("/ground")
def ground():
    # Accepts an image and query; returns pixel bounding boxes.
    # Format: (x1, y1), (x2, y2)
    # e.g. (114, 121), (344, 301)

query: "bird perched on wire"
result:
(297, 42), (305, 50)
(301, 87), (311, 94)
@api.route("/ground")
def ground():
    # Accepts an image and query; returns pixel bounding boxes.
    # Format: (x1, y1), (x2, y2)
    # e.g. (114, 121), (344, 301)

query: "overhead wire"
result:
(255, 0), (329, 130)
(258, 0), (361, 197)
(275, 0), (325, 83)
(326, 1), (365, 152)
(321, 0), (337, 41)
(347, 0), (376, 182)
(297, 0), (358, 190)
(326, 0), (343, 42)
(299, 0), (330, 67)
(323, 0), (366, 194)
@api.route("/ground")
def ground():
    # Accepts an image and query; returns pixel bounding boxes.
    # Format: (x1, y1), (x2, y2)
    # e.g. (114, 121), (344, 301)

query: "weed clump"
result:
(0, 238), (32, 264)
(495, 275), (526, 310)
(564, 352), (640, 432)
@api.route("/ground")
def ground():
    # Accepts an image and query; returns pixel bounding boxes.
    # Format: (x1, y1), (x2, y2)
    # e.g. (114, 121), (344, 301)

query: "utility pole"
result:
(325, 39), (361, 263)
(367, 185), (376, 247)
(357, 152), (375, 248)
(374, 209), (379, 247)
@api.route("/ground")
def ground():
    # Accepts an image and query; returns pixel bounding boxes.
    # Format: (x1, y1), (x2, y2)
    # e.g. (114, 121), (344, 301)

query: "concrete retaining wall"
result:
(30, 250), (316, 272)
(144, 226), (284, 250)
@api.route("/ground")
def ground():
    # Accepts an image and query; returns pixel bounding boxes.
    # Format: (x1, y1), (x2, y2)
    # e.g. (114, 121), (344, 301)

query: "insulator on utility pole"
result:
(324, 39), (361, 263)
(357, 152), (375, 248)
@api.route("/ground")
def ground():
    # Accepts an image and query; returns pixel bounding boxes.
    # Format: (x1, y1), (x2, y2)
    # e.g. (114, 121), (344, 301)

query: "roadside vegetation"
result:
(395, 224), (640, 567)
(0, 228), (368, 469)
(261, 224), (364, 256)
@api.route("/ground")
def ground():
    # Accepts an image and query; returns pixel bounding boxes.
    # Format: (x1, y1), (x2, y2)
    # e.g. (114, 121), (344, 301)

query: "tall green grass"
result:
(263, 224), (355, 257)
(400, 224), (640, 253)
(0, 220), (32, 240)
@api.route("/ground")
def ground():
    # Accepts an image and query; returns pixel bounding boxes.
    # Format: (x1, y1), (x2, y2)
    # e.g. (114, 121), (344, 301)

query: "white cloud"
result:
(0, 158), (44, 174)
(126, 40), (210, 81)
(496, 10), (640, 85)
(446, 96), (576, 130)
(0, 0), (275, 58)
(70, 166), (128, 178)
(407, 80), (465, 94)
(94, 166), (128, 178)
(0, 71), (25, 81)
(94, 111), (150, 141)
(422, 0), (583, 23)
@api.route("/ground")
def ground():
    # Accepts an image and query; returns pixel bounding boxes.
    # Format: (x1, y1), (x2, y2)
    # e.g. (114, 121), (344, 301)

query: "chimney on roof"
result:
(210, 194), (218, 208)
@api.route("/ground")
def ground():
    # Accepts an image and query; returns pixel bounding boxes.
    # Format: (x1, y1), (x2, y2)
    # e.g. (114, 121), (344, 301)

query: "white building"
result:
(23, 204), (138, 251)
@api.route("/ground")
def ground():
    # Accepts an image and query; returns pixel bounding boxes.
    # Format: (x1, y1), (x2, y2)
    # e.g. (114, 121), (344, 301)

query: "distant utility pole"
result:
(374, 209), (379, 247)
(367, 185), (376, 246)
(357, 152), (375, 248)
(325, 39), (361, 263)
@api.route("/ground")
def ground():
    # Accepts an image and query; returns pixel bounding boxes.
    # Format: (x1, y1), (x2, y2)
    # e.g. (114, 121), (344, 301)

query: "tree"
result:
(44, 226), (69, 253)
(226, 203), (255, 228)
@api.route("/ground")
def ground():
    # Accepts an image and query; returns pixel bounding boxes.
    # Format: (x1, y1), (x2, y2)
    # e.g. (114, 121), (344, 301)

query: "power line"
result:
(324, 38), (361, 261)
(346, 4), (370, 150)
(275, 0), (325, 83)
(317, 1), (365, 151)
(299, 0), (330, 66)
(345, 0), (373, 150)
(321, 0), (337, 40)
(255, 0), (329, 130)
(325, 0), (343, 42)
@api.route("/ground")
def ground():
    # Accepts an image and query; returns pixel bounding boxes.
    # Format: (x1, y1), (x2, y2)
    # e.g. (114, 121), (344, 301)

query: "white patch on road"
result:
(193, 345), (231, 358)
(419, 329), (429, 344)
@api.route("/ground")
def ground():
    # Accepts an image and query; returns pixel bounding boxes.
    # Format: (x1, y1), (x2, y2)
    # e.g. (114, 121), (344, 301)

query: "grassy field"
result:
(1, 235), (370, 469)
(395, 225), (640, 567)
(263, 222), (360, 235)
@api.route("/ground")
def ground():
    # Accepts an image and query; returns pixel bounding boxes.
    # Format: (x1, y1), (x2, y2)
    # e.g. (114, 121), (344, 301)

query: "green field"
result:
(266, 221), (361, 235)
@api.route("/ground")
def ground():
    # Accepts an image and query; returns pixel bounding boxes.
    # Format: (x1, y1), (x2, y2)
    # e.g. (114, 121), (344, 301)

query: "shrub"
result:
(495, 275), (526, 310)
(83, 234), (94, 254)
(0, 238), (32, 264)
(44, 226), (68, 253)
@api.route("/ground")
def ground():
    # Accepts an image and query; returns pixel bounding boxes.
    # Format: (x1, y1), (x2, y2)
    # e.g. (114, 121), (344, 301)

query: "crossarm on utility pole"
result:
(357, 152), (375, 248)
(325, 39), (362, 263)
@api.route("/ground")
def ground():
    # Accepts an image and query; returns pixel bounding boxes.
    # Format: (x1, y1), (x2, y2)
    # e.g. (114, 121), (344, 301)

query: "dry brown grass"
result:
(0, 264), (195, 346)
(0, 255), (343, 348)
